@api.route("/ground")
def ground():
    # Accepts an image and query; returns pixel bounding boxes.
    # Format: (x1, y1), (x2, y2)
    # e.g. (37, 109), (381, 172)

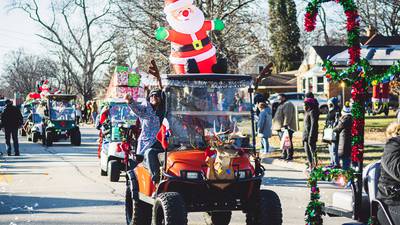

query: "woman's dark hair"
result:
(305, 92), (314, 98)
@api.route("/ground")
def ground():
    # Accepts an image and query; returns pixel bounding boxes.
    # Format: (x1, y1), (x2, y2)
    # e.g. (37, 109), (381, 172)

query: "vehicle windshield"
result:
(50, 99), (76, 121)
(109, 103), (137, 125)
(167, 85), (252, 150)
(32, 113), (42, 124)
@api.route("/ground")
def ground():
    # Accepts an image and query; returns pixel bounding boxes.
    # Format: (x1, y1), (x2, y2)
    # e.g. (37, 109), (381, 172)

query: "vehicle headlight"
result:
(180, 171), (202, 180)
(237, 170), (252, 179)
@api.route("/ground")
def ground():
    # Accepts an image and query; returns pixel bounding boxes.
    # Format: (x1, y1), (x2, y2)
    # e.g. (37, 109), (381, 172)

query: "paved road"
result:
(0, 128), (362, 225)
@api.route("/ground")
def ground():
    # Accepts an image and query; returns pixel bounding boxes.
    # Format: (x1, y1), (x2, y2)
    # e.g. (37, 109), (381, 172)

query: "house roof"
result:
(330, 45), (400, 66)
(259, 70), (297, 86)
(312, 46), (348, 60)
(364, 34), (400, 46)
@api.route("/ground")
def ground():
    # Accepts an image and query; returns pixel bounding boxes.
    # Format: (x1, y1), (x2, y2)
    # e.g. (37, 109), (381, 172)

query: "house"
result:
(296, 46), (348, 99)
(296, 35), (400, 101)
(238, 53), (297, 95)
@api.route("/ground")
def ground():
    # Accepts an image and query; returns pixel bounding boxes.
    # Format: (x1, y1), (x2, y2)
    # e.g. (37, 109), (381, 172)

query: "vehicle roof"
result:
(162, 74), (253, 88)
(105, 98), (127, 104)
(45, 94), (76, 100)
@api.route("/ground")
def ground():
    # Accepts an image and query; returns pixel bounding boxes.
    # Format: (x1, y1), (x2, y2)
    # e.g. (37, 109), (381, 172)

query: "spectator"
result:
(333, 101), (352, 170)
(272, 93), (296, 160)
(303, 93), (320, 169)
(257, 102), (272, 154)
(0, 100), (23, 156)
(91, 101), (98, 125)
(75, 104), (82, 124)
(377, 122), (400, 224)
(85, 101), (92, 123)
(325, 97), (341, 167)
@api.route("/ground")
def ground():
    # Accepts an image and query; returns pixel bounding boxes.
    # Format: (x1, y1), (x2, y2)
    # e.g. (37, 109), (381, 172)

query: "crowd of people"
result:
(255, 92), (354, 170)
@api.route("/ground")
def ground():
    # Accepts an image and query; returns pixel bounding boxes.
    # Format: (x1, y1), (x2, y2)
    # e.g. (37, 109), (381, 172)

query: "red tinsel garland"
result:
(304, 12), (317, 32)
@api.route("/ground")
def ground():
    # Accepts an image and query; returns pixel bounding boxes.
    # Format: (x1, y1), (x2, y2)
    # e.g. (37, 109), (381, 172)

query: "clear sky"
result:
(0, 1), (45, 71)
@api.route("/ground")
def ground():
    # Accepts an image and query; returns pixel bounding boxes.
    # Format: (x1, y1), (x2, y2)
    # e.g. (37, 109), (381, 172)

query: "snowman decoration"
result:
(155, 0), (225, 74)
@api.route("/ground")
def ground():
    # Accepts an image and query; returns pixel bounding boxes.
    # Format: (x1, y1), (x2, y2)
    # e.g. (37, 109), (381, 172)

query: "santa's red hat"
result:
(164, 0), (193, 14)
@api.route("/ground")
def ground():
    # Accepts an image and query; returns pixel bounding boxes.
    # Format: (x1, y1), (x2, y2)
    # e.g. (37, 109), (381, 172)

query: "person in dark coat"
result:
(0, 100), (23, 156)
(333, 101), (352, 170)
(303, 93), (319, 169)
(377, 122), (400, 224)
(325, 97), (341, 167)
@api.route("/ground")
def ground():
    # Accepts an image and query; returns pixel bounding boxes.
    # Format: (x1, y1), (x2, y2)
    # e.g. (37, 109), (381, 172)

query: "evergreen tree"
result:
(268, 0), (304, 72)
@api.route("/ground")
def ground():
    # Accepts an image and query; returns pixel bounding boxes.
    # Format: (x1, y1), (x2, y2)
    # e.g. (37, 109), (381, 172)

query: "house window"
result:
(316, 76), (324, 93)
(258, 65), (264, 73)
(308, 78), (313, 92)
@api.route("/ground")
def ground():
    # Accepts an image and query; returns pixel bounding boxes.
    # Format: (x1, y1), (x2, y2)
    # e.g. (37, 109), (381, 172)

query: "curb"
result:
(262, 157), (307, 171)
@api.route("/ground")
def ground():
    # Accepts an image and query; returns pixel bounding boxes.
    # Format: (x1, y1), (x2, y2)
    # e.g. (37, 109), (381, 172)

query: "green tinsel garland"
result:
(305, 167), (356, 225)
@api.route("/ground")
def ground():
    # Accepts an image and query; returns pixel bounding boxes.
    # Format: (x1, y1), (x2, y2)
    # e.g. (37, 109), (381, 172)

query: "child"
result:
(257, 102), (272, 154)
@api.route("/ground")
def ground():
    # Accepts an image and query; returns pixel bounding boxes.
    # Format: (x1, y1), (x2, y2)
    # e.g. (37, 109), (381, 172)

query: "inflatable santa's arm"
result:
(204, 19), (224, 31)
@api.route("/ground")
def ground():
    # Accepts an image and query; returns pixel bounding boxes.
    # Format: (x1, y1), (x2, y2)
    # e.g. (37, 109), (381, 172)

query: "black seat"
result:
(363, 161), (395, 225)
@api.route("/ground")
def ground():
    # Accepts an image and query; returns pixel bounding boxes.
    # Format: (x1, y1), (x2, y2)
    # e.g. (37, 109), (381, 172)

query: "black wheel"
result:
(70, 130), (81, 146)
(108, 160), (120, 182)
(203, 211), (232, 225)
(101, 169), (107, 176)
(45, 131), (53, 146)
(32, 132), (39, 143)
(27, 133), (32, 142)
(42, 132), (46, 145)
(153, 192), (187, 225)
(246, 190), (282, 225)
(125, 187), (152, 225)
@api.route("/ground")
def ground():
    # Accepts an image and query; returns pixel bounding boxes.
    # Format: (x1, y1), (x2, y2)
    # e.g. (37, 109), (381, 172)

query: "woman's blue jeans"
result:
(328, 141), (339, 167)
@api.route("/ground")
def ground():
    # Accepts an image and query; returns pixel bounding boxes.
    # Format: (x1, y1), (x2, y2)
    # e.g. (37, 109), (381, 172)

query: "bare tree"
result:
(111, 0), (266, 73)
(1, 49), (59, 96)
(10, 0), (116, 100)
(356, 0), (400, 36)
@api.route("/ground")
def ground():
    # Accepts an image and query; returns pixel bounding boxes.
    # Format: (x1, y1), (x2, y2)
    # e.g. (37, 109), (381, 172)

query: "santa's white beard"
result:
(166, 7), (205, 34)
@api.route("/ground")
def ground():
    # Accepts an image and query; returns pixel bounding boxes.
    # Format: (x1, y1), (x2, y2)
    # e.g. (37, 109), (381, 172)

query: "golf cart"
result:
(25, 112), (44, 143)
(100, 99), (140, 182)
(21, 100), (41, 137)
(125, 74), (282, 225)
(42, 94), (81, 146)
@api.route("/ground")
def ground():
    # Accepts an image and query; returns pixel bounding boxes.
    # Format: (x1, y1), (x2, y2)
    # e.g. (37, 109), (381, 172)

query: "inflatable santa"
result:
(155, 0), (224, 74)
(372, 81), (390, 114)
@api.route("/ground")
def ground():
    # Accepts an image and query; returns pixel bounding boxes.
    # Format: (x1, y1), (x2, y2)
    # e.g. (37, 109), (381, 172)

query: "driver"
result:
(125, 89), (165, 184)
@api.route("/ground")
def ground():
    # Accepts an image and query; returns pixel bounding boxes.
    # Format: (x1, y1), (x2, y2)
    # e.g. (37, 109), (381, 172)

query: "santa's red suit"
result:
(166, 21), (217, 74)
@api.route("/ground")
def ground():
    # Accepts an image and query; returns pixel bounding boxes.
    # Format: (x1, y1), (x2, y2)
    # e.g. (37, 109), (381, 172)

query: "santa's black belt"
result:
(173, 37), (210, 52)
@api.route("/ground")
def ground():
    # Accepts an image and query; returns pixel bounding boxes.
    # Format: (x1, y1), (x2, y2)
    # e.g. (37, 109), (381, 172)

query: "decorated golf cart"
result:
(125, 74), (282, 225)
(41, 94), (81, 146)
(100, 98), (140, 182)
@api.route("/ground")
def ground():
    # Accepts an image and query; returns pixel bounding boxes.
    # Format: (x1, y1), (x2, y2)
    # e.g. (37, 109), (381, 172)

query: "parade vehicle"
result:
(125, 74), (282, 225)
(100, 99), (140, 182)
(41, 94), (81, 146)
(25, 112), (44, 143)
(20, 100), (41, 136)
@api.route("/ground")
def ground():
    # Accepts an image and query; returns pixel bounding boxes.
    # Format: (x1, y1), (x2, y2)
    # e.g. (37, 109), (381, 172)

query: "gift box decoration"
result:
(114, 71), (129, 86)
(115, 66), (129, 73)
(128, 73), (141, 87)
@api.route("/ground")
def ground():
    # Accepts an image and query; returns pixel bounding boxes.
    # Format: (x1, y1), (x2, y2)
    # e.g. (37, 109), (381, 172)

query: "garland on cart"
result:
(304, 0), (361, 224)
(304, 0), (400, 224)
(305, 167), (355, 225)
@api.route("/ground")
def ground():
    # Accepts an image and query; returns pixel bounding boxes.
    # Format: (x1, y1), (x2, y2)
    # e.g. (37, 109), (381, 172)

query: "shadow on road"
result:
(0, 195), (122, 215)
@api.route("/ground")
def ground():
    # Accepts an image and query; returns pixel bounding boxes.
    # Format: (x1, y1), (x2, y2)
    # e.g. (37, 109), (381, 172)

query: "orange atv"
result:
(125, 74), (282, 225)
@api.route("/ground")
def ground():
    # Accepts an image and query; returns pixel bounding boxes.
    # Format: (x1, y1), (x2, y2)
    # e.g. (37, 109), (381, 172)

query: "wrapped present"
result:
(128, 73), (141, 87)
(115, 66), (129, 73)
(114, 72), (129, 86)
